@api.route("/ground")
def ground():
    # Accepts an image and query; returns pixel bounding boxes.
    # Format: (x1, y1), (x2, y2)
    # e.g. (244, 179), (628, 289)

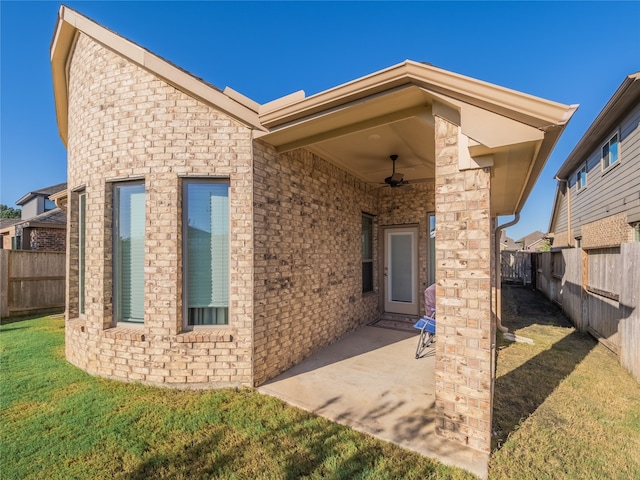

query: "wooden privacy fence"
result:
(528, 243), (640, 383)
(500, 250), (531, 285)
(0, 250), (65, 319)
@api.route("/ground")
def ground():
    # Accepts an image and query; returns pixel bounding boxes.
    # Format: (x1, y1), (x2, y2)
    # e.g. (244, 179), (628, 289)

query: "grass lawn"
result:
(2, 288), (639, 479)
(0, 316), (470, 480)
(490, 286), (640, 479)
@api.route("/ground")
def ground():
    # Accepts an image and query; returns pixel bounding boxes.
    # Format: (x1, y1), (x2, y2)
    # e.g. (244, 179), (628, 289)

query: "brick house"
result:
(51, 6), (576, 454)
(0, 182), (67, 251)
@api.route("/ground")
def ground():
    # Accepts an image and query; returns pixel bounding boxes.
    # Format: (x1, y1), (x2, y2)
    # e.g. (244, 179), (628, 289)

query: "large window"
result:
(184, 180), (229, 326)
(79, 192), (86, 315)
(602, 133), (619, 170)
(114, 182), (145, 324)
(362, 214), (374, 293)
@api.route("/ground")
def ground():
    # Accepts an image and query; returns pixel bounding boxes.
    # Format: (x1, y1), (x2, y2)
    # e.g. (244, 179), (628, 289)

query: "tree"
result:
(538, 239), (551, 252)
(0, 204), (21, 219)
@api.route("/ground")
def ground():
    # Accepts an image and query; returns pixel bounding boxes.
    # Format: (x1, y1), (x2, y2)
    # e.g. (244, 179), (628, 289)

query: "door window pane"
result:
(390, 233), (413, 303)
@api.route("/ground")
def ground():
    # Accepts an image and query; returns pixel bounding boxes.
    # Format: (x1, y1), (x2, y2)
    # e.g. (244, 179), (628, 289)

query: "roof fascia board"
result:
(548, 182), (563, 233)
(555, 73), (640, 179)
(51, 14), (77, 146)
(21, 222), (66, 229)
(51, 6), (263, 145)
(261, 60), (577, 131)
(260, 90), (306, 114)
(404, 62), (578, 129)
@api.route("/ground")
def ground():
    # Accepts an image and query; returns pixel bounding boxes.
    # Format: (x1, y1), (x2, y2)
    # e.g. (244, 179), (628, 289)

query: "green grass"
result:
(0, 316), (469, 480)
(490, 286), (640, 479)
(3, 292), (640, 479)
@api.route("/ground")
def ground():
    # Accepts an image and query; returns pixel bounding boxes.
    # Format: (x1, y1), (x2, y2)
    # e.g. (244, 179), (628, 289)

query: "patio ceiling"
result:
(257, 61), (578, 216)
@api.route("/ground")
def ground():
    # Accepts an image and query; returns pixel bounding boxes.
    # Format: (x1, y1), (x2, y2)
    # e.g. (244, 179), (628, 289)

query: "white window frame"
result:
(576, 164), (587, 191)
(601, 132), (620, 170)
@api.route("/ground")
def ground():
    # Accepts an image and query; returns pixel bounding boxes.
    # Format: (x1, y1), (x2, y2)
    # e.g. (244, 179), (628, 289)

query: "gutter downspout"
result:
(494, 213), (520, 334)
(555, 176), (571, 247)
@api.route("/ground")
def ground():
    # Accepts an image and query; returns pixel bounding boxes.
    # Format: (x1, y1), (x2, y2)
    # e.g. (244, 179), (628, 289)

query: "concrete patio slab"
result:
(258, 325), (489, 479)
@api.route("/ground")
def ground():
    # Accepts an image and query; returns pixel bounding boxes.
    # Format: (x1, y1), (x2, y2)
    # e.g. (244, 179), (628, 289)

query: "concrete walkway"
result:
(258, 324), (489, 478)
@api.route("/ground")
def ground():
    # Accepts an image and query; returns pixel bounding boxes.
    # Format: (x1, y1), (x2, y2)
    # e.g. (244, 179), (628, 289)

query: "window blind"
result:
(115, 183), (145, 323)
(186, 182), (229, 325)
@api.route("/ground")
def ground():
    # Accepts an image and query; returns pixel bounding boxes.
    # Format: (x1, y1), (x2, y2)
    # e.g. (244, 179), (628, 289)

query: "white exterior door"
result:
(384, 226), (419, 315)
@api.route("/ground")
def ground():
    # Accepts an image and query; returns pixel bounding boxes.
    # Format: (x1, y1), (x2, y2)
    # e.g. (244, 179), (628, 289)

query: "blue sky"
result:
(1, 1), (639, 240)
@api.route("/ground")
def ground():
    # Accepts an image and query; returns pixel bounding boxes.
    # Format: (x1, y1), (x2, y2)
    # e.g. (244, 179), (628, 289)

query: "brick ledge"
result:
(175, 331), (234, 343)
(104, 327), (146, 342)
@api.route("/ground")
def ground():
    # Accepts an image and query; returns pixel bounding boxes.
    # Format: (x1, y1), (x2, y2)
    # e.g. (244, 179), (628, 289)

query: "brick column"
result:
(433, 115), (493, 452)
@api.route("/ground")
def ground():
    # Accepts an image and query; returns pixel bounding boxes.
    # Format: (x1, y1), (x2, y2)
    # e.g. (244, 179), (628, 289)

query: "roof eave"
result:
(555, 72), (640, 179)
(513, 121), (573, 216)
(260, 60), (578, 131)
(50, 6), (264, 147)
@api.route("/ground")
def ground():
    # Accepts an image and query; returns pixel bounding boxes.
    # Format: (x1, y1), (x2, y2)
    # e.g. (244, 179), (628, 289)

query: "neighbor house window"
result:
(184, 180), (229, 326)
(602, 133), (619, 169)
(576, 164), (587, 190)
(79, 192), (86, 315)
(362, 214), (374, 293)
(114, 182), (145, 324)
(427, 213), (436, 285)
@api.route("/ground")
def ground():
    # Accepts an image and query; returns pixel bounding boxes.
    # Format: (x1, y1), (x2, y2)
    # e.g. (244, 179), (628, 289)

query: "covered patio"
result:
(258, 324), (489, 478)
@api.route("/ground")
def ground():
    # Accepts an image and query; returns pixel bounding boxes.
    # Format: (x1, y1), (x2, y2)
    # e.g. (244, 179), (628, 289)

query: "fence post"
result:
(0, 250), (8, 319)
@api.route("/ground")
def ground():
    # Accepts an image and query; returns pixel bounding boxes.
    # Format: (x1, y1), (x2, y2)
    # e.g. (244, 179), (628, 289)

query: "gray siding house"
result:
(549, 73), (640, 248)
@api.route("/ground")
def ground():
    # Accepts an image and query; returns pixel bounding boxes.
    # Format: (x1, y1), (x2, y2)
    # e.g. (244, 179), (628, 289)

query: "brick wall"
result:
(551, 229), (570, 248)
(581, 212), (635, 248)
(65, 33), (254, 387)
(28, 227), (66, 251)
(433, 116), (493, 452)
(252, 143), (380, 385)
(2, 234), (12, 250)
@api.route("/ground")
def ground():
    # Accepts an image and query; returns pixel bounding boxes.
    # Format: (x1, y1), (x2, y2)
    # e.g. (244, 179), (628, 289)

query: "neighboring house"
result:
(51, 6), (576, 455)
(549, 72), (640, 248)
(515, 230), (547, 251)
(544, 73), (640, 382)
(0, 183), (67, 251)
(0, 218), (22, 249)
(500, 230), (518, 250)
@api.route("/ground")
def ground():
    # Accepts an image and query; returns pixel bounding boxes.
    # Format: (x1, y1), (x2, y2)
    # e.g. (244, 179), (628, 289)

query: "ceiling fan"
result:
(384, 154), (408, 187)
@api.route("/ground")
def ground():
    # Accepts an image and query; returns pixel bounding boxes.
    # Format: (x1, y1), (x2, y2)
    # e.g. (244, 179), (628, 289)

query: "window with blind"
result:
(79, 192), (86, 315)
(114, 182), (145, 324)
(427, 213), (436, 285)
(362, 214), (374, 293)
(184, 180), (229, 326)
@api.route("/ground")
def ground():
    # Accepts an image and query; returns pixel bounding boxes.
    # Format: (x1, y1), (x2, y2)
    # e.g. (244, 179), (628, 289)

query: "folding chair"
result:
(413, 314), (436, 359)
